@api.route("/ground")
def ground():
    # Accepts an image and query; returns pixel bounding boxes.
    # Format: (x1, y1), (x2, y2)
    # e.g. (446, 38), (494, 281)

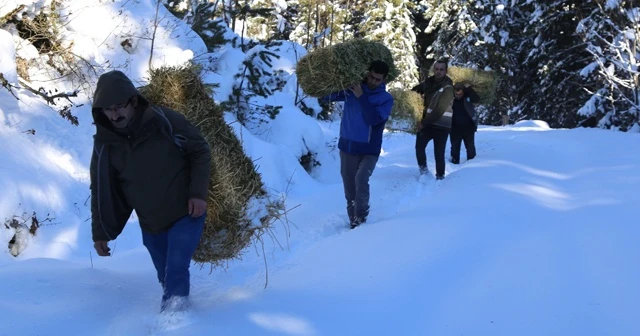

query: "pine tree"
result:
(452, 0), (534, 124)
(273, 1), (300, 40)
(242, 0), (277, 40)
(289, 0), (352, 49)
(242, 0), (298, 41)
(410, 0), (472, 76)
(360, 0), (418, 88)
(577, 0), (640, 131)
(451, 0), (598, 128)
(513, 0), (595, 128)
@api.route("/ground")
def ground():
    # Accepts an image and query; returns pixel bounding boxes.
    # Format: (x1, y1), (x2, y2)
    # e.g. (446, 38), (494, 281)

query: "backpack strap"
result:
(151, 106), (187, 151)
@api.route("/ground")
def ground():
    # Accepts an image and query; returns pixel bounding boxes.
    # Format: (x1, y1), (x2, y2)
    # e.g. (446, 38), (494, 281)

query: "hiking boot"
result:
(449, 158), (459, 164)
(419, 166), (429, 175)
(435, 174), (445, 180)
(350, 216), (365, 229)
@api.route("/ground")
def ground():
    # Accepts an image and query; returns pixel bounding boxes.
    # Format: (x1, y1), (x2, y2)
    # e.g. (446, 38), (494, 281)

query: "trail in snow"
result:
(1, 126), (639, 336)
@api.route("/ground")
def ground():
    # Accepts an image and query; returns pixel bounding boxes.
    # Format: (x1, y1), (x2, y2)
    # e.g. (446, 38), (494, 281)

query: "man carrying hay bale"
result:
(89, 70), (211, 313)
(320, 60), (394, 229)
(412, 59), (454, 180)
(450, 82), (480, 164)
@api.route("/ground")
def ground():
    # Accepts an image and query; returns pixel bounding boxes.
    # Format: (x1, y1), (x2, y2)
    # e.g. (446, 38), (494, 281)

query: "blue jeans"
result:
(141, 214), (205, 306)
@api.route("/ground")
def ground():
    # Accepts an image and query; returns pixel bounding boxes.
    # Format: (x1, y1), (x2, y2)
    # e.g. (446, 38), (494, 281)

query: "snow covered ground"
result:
(1, 122), (639, 336)
(1, 1), (639, 335)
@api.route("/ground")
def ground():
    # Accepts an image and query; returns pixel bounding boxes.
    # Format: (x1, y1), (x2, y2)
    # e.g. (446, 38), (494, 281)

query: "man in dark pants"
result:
(450, 82), (480, 164)
(412, 59), (454, 180)
(321, 60), (394, 229)
(90, 70), (211, 312)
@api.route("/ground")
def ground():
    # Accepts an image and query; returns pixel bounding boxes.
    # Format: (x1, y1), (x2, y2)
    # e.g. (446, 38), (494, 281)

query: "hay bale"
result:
(296, 39), (399, 98)
(447, 66), (497, 105)
(389, 89), (424, 133)
(139, 63), (279, 267)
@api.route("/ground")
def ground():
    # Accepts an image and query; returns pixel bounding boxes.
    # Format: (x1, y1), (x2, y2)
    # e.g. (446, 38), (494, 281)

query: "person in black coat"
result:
(450, 82), (480, 164)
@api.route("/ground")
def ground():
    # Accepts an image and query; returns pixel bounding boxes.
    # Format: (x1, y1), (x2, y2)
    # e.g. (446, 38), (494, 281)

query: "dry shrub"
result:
(447, 66), (497, 105)
(296, 39), (399, 98)
(2, 1), (77, 76)
(389, 89), (424, 132)
(15, 57), (30, 81)
(139, 63), (284, 268)
(2, 2), (85, 124)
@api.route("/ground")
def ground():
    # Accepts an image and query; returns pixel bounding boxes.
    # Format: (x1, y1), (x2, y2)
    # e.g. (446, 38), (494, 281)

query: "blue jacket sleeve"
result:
(320, 90), (348, 102)
(358, 94), (393, 126)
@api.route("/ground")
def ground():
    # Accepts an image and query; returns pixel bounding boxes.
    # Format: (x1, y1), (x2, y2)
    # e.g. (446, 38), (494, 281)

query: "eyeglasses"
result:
(368, 73), (384, 83)
(104, 99), (131, 113)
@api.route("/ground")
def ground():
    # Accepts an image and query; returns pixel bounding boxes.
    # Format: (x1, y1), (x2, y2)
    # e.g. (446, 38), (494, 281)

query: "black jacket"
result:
(90, 71), (211, 241)
(452, 87), (480, 130)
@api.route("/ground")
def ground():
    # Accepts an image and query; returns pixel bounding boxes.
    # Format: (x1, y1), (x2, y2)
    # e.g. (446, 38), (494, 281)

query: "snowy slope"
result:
(1, 123), (639, 336)
(1, 1), (639, 335)
(0, 0), (325, 262)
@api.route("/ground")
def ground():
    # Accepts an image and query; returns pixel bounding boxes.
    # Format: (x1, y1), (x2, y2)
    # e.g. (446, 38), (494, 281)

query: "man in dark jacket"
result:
(412, 59), (454, 180)
(450, 82), (480, 164)
(321, 60), (394, 229)
(90, 70), (211, 312)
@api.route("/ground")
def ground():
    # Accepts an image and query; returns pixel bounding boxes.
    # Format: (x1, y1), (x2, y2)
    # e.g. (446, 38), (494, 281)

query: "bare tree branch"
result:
(17, 78), (78, 105)
(0, 73), (20, 100)
(149, 0), (162, 70)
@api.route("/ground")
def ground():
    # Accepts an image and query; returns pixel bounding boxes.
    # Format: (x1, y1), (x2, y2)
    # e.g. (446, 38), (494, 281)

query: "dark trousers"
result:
(450, 126), (476, 162)
(142, 214), (205, 307)
(415, 126), (449, 176)
(340, 151), (379, 221)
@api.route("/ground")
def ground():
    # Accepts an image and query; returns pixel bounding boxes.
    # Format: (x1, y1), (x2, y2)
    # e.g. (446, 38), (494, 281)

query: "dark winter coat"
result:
(412, 75), (454, 130)
(452, 87), (481, 131)
(321, 82), (394, 155)
(90, 70), (211, 242)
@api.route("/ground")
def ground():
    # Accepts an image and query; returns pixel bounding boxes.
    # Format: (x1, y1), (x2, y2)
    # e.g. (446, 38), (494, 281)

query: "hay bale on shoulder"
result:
(389, 89), (424, 133)
(447, 66), (497, 105)
(139, 63), (281, 267)
(296, 39), (399, 98)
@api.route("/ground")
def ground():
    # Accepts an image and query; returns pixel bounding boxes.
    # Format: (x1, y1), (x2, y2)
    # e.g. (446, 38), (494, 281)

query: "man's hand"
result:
(94, 241), (111, 256)
(188, 198), (207, 217)
(349, 84), (363, 98)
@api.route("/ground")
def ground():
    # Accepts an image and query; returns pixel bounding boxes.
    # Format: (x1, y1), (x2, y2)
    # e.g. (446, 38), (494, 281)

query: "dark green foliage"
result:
(299, 151), (321, 173)
(410, 0), (613, 129)
(192, 4), (230, 52)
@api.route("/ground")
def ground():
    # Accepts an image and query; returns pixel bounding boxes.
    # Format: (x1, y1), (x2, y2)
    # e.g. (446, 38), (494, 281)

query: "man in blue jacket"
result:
(321, 60), (394, 229)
